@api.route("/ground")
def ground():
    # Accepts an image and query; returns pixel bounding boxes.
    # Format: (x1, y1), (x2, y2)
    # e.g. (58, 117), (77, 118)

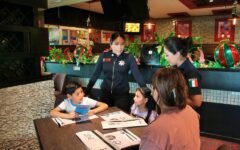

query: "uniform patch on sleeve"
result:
(103, 58), (111, 62)
(188, 78), (199, 88)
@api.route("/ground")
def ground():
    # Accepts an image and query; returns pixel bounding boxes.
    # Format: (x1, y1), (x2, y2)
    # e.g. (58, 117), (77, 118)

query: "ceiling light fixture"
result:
(86, 2), (92, 33)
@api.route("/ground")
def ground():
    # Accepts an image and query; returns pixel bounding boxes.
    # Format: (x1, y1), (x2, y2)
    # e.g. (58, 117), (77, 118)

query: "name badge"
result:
(103, 58), (111, 62)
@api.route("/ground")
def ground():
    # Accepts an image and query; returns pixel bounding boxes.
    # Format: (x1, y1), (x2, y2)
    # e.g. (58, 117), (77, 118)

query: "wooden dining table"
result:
(34, 107), (147, 150)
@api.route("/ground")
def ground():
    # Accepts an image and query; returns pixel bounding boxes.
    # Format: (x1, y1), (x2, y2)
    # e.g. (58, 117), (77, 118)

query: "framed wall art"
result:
(141, 23), (155, 42)
(61, 29), (69, 45)
(101, 30), (114, 43)
(48, 27), (60, 45)
(214, 18), (235, 42)
(89, 29), (101, 43)
(175, 20), (192, 38)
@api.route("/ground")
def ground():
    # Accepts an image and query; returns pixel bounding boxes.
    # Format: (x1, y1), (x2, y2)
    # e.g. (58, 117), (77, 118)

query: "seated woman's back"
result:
(141, 105), (199, 150)
(140, 68), (200, 150)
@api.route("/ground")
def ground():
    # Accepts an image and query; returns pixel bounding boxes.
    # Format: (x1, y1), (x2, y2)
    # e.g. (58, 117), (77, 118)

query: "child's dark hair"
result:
(65, 81), (82, 95)
(136, 87), (157, 123)
(110, 32), (125, 45)
(164, 36), (193, 57)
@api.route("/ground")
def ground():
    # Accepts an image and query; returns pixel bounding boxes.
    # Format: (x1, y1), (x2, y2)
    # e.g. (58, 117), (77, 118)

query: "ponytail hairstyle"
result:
(152, 68), (188, 110)
(164, 36), (193, 57)
(65, 81), (82, 95)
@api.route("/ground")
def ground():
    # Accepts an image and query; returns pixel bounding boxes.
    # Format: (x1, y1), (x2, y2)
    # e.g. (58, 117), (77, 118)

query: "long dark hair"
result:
(152, 68), (188, 109)
(164, 36), (193, 57)
(110, 32), (125, 45)
(136, 87), (156, 123)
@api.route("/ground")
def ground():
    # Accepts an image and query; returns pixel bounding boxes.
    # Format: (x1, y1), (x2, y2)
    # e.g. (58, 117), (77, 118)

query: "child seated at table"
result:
(50, 81), (108, 119)
(130, 87), (158, 124)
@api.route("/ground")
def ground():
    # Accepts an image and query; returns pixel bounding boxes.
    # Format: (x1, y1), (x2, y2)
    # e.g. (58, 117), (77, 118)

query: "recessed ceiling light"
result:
(48, 0), (62, 4)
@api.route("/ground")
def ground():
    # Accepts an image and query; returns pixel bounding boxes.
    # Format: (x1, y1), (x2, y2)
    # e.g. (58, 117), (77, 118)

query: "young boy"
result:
(50, 81), (108, 119)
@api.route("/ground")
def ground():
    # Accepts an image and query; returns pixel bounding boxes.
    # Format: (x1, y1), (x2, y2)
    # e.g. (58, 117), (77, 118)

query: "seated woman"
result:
(130, 87), (158, 124)
(140, 68), (200, 150)
(50, 81), (108, 119)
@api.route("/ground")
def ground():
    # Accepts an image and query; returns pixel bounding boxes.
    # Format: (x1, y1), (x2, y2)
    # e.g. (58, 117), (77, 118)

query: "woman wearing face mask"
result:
(163, 36), (202, 107)
(85, 32), (146, 112)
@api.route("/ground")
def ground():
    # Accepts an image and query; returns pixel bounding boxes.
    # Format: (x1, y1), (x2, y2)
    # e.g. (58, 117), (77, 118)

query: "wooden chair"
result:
(53, 73), (67, 107)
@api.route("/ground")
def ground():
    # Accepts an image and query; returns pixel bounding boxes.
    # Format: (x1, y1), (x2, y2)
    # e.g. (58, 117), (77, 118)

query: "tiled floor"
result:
(201, 136), (240, 150)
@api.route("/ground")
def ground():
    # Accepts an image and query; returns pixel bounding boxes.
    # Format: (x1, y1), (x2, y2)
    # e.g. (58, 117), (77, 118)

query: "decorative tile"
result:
(74, 78), (240, 106)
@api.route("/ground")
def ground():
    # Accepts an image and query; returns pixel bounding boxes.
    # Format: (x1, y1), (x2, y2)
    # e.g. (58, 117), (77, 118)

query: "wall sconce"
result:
(88, 28), (92, 33)
(172, 20), (176, 26)
(221, 33), (225, 38)
(145, 22), (155, 29)
(232, 0), (238, 25)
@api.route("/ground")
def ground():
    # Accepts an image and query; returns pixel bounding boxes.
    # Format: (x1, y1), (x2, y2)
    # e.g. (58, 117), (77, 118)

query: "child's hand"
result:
(68, 111), (79, 118)
(87, 110), (95, 116)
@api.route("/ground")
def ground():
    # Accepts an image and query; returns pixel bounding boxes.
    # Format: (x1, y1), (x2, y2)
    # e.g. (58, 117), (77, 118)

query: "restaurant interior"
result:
(0, 0), (240, 149)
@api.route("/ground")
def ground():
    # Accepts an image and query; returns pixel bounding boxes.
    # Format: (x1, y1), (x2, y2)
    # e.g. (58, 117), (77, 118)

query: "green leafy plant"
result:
(154, 32), (175, 52)
(154, 32), (174, 67)
(125, 38), (141, 58)
(49, 47), (66, 63)
(75, 46), (98, 64)
(159, 53), (170, 67)
(207, 61), (224, 68)
(188, 36), (203, 60)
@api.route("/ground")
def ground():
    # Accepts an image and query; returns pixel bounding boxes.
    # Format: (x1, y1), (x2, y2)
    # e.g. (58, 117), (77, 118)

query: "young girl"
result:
(50, 81), (108, 119)
(140, 68), (200, 150)
(130, 87), (158, 124)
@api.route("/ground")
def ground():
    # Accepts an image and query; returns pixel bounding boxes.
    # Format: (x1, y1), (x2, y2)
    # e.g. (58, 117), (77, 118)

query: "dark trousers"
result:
(100, 90), (130, 113)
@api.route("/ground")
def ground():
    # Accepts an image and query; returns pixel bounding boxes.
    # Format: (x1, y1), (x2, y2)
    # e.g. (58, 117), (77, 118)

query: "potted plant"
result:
(49, 47), (66, 63)
(154, 32), (174, 67)
(125, 38), (141, 64)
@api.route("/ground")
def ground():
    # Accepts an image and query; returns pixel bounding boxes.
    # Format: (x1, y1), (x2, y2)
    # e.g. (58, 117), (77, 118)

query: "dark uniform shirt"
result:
(178, 59), (202, 95)
(86, 50), (146, 95)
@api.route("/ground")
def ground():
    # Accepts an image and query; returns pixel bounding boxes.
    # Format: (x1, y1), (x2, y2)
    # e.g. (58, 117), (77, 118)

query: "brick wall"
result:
(154, 15), (240, 44)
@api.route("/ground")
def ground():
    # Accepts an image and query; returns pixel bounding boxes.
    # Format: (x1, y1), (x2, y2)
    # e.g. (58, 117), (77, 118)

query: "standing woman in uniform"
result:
(85, 32), (146, 112)
(163, 36), (202, 107)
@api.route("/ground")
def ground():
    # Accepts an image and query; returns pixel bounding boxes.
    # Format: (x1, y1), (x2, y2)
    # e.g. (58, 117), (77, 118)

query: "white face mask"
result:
(110, 37), (125, 56)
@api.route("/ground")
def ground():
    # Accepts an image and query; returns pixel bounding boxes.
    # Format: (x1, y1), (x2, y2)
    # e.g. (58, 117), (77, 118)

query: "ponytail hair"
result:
(136, 87), (157, 123)
(164, 36), (193, 57)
